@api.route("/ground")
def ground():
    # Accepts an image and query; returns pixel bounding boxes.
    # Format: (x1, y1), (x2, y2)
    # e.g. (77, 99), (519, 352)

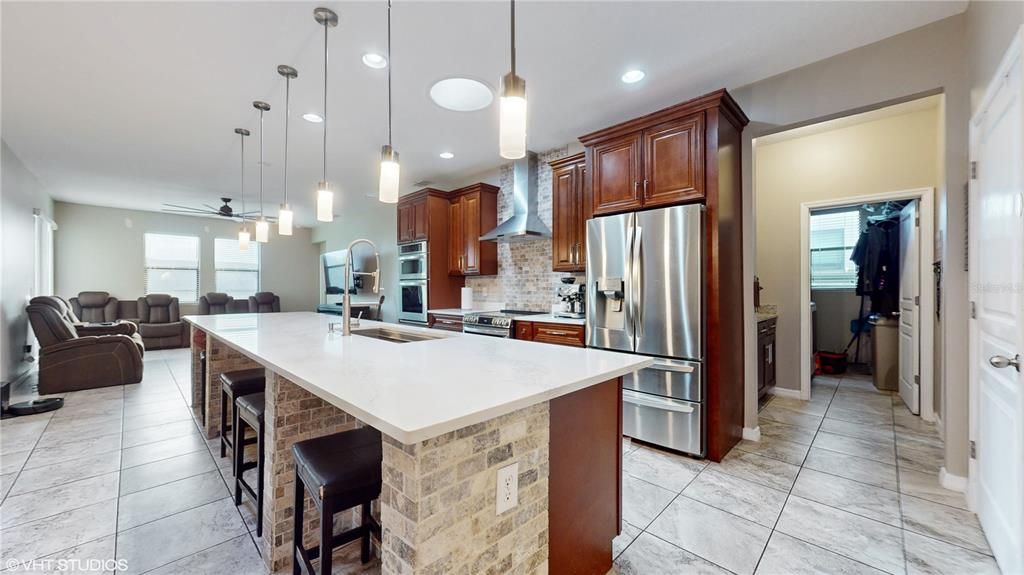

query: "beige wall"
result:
(54, 202), (320, 314)
(755, 107), (940, 392)
(2, 141), (53, 383)
(733, 13), (970, 475)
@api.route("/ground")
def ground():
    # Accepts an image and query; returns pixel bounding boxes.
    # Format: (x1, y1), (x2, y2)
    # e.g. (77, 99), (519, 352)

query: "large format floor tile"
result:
(23, 433), (122, 469)
(612, 532), (731, 575)
(145, 534), (266, 575)
(898, 468), (968, 510)
(812, 431), (896, 465)
(802, 448), (898, 491)
(760, 405), (824, 429)
(735, 435), (810, 465)
(819, 417), (895, 444)
(119, 450), (219, 496)
(121, 419), (201, 449)
(682, 468), (788, 528)
(0, 500), (117, 564)
(120, 433), (208, 468)
(0, 471), (119, 529)
(755, 531), (887, 575)
(712, 450), (800, 491)
(621, 475), (676, 528)
(903, 531), (1000, 575)
(758, 419), (817, 446)
(825, 405), (894, 426)
(900, 495), (992, 555)
(622, 445), (705, 492)
(7, 450), (121, 497)
(117, 470), (227, 530)
(791, 468), (901, 526)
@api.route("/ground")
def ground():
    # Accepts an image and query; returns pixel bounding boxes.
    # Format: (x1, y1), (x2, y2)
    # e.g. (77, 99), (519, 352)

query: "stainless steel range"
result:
(463, 310), (545, 338)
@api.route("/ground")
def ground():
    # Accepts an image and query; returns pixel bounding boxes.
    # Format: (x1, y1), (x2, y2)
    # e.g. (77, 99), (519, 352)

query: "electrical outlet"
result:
(495, 462), (518, 515)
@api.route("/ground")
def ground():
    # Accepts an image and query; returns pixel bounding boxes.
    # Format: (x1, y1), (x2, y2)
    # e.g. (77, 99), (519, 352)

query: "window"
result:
(215, 238), (260, 299)
(144, 233), (200, 303)
(810, 208), (862, 290)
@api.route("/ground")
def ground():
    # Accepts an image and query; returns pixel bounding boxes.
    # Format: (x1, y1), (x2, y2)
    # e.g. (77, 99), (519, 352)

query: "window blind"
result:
(810, 209), (862, 290)
(214, 237), (260, 299)
(144, 233), (200, 303)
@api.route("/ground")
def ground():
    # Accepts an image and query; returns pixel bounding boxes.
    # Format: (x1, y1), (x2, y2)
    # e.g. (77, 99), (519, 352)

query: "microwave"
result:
(399, 241), (427, 280)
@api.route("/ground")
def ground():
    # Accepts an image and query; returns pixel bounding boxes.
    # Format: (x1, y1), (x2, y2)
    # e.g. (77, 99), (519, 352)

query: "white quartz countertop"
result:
(185, 312), (650, 444)
(513, 314), (585, 326)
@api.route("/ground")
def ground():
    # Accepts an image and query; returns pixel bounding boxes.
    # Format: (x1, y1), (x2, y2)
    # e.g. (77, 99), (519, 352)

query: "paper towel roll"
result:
(460, 287), (474, 310)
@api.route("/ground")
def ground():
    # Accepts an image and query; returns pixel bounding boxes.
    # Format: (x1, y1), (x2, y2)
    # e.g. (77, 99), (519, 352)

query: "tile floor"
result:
(0, 354), (1001, 575)
(610, 373), (1002, 575)
(0, 348), (374, 575)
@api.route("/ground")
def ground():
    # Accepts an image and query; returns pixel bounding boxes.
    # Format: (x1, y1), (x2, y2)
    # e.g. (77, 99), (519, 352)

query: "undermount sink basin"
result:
(351, 327), (446, 344)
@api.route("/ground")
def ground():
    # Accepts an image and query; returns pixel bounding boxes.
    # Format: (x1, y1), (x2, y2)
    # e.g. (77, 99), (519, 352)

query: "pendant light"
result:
(377, 0), (399, 204)
(314, 7), (338, 222)
(234, 128), (252, 250)
(253, 100), (271, 243)
(499, 0), (527, 159)
(277, 65), (297, 236)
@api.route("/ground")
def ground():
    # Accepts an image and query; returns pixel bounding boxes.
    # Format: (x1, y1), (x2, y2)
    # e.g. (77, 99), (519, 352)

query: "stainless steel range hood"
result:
(479, 151), (551, 242)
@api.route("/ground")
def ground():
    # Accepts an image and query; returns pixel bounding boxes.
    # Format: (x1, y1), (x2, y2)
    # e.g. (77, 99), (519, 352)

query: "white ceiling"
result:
(2, 1), (966, 226)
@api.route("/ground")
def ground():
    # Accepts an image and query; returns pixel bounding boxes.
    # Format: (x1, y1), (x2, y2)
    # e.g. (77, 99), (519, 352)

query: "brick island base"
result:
(191, 329), (622, 574)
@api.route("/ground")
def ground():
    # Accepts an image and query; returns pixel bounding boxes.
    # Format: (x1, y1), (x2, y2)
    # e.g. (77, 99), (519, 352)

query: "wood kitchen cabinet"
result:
(513, 320), (585, 348)
(396, 188), (464, 311)
(549, 153), (587, 272)
(396, 193), (429, 243)
(757, 317), (777, 402)
(448, 183), (498, 276)
(583, 108), (706, 216)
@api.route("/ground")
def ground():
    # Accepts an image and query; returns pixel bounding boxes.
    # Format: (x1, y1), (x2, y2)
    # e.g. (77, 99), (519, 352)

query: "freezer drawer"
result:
(623, 358), (701, 402)
(622, 389), (703, 456)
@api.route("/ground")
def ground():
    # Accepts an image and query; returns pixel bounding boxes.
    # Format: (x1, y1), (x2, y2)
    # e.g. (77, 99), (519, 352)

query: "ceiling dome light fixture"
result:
(314, 7), (338, 222)
(621, 69), (646, 84)
(235, 128), (251, 250)
(253, 100), (271, 243)
(439, 151), (454, 159)
(302, 113), (323, 123)
(378, 0), (399, 204)
(499, 0), (527, 159)
(362, 52), (387, 69)
(429, 78), (493, 112)
(277, 65), (297, 236)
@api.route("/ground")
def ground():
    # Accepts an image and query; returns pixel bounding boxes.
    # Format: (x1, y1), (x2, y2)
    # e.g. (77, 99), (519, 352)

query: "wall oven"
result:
(398, 280), (427, 324)
(398, 241), (427, 280)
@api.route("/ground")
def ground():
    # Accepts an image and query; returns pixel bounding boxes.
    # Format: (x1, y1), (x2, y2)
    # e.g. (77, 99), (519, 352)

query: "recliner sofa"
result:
(248, 292), (281, 313)
(199, 292), (250, 315)
(136, 294), (189, 349)
(69, 291), (119, 323)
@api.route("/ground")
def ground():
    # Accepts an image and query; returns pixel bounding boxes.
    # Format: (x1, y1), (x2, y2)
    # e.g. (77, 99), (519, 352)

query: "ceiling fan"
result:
(161, 197), (275, 221)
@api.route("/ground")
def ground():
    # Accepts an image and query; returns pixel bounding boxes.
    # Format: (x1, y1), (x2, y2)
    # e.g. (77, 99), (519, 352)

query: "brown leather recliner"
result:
(33, 296), (141, 339)
(137, 294), (189, 349)
(69, 291), (119, 323)
(248, 292), (281, 313)
(27, 298), (144, 394)
(199, 293), (250, 315)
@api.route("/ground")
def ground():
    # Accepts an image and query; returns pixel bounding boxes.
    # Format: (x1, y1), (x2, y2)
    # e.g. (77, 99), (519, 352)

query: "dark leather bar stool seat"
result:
(292, 427), (383, 575)
(234, 391), (266, 537)
(220, 368), (265, 458)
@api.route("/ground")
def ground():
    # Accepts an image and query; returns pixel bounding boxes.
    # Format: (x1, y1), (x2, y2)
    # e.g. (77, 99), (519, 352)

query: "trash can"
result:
(869, 315), (899, 391)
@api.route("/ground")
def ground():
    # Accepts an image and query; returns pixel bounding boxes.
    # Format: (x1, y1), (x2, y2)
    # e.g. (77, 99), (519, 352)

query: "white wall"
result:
(311, 198), (398, 322)
(54, 202), (320, 313)
(732, 13), (970, 474)
(967, 1), (1024, 113)
(1, 141), (53, 383)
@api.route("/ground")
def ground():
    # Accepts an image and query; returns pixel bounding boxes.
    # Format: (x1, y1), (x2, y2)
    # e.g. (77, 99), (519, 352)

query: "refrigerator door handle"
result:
(649, 358), (695, 373)
(625, 222), (636, 346)
(623, 389), (695, 413)
(632, 226), (644, 339)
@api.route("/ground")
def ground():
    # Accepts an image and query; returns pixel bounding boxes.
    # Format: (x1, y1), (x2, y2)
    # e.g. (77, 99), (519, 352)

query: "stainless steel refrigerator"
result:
(586, 204), (705, 456)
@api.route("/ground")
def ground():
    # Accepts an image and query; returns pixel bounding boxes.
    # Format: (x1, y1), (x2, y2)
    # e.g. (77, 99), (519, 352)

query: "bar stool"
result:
(234, 391), (265, 537)
(219, 368), (265, 458)
(292, 427), (382, 575)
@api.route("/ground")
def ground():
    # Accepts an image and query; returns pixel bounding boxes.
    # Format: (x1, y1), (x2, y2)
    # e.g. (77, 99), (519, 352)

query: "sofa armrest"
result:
(46, 334), (137, 354)
(76, 321), (137, 337)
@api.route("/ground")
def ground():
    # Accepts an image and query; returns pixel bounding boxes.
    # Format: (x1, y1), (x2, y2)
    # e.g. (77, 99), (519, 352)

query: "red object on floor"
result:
(815, 351), (848, 375)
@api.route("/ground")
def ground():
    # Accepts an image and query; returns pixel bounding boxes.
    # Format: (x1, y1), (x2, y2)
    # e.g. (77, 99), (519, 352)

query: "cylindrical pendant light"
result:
(499, 0), (527, 159)
(378, 0), (400, 204)
(314, 7), (338, 222)
(234, 128), (252, 250)
(253, 100), (271, 243)
(277, 65), (297, 236)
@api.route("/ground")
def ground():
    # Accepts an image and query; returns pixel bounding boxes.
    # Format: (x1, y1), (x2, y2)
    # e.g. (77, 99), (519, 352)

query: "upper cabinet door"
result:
(551, 163), (578, 272)
(448, 198), (463, 276)
(575, 164), (588, 270)
(591, 132), (643, 216)
(397, 202), (413, 243)
(412, 198), (429, 240)
(461, 192), (482, 275)
(643, 112), (704, 207)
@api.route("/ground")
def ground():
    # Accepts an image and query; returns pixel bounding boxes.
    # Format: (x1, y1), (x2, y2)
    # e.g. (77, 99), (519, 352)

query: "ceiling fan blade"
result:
(162, 204), (208, 212)
(163, 209), (215, 216)
(203, 204), (222, 211)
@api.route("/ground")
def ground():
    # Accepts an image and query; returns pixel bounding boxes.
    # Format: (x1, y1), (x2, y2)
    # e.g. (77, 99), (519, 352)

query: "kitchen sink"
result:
(351, 327), (446, 344)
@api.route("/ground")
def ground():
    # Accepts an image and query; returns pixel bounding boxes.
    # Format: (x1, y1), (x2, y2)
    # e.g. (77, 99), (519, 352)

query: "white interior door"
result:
(971, 31), (1024, 575)
(898, 200), (920, 414)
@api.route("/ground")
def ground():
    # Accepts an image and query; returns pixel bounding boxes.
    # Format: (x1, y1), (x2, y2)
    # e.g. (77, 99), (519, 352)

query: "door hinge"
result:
(914, 374), (920, 385)
(914, 295), (920, 306)
(970, 300), (977, 319)
(970, 161), (978, 180)
(970, 440), (977, 459)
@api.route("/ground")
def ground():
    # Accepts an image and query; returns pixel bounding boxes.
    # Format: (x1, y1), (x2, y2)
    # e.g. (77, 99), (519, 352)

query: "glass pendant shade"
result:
(255, 218), (269, 243)
(499, 72), (527, 159)
(317, 181), (333, 222)
(278, 204), (293, 236)
(238, 227), (251, 251)
(378, 145), (400, 204)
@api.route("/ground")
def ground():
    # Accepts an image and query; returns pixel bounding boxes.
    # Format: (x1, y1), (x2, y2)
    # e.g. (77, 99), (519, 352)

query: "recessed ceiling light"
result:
(439, 152), (455, 159)
(621, 69), (646, 84)
(429, 78), (493, 112)
(302, 113), (323, 123)
(362, 52), (387, 69)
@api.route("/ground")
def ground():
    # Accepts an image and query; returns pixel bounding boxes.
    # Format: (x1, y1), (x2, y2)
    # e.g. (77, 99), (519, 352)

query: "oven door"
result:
(463, 324), (510, 338)
(398, 280), (428, 323)
(399, 253), (427, 280)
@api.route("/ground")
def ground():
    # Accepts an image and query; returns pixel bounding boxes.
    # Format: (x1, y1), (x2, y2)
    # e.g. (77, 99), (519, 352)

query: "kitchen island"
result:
(185, 312), (650, 574)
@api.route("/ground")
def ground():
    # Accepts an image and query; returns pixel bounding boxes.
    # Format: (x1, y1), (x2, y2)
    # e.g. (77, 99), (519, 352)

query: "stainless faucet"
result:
(342, 238), (381, 336)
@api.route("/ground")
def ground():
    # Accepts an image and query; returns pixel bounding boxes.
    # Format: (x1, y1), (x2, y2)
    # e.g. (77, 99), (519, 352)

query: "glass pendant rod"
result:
(235, 128), (250, 218)
(253, 101), (270, 217)
(321, 14), (328, 183)
(510, 0), (515, 76)
(387, 0), (392, 147)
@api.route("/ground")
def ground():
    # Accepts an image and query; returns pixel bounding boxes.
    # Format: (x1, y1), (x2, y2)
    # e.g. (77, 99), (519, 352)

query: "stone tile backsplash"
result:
(465, 147), (585, 312)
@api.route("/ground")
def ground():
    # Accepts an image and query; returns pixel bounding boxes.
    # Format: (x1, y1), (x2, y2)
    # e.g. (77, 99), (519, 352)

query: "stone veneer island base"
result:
(186, 312), (648, 574)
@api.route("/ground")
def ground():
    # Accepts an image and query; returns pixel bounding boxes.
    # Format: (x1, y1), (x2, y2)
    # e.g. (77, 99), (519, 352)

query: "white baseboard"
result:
(742, 426), (761, 441)
(770, 387), (802, 400)
(940, 467), (968, 493)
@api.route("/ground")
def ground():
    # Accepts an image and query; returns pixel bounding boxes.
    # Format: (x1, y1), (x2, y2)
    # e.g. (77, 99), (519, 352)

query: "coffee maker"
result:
(556, 277), (585, 319)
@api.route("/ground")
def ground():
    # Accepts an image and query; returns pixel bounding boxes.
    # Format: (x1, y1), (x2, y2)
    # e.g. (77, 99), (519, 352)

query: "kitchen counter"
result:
(186, 311), (647, 573)
(515, 313), (585, 326)
(756, 304), (778, 323)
